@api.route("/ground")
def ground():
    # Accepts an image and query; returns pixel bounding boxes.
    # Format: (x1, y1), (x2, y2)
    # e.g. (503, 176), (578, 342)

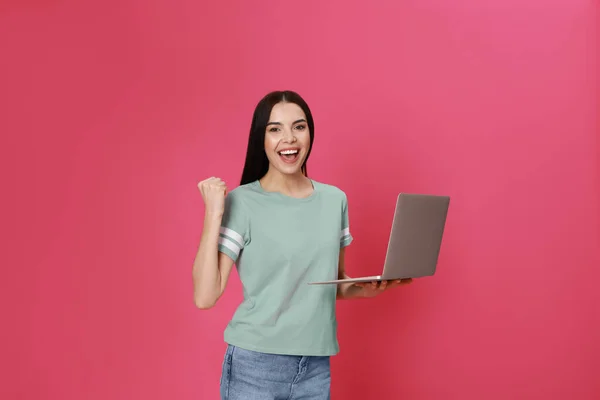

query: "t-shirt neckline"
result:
(254, 179), (319, 202)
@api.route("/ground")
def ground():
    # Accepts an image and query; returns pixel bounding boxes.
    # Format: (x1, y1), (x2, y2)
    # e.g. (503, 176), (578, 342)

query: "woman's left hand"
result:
(353, 278), (413, 298)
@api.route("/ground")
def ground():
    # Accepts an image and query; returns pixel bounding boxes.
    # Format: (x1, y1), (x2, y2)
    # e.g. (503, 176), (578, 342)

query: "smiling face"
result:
(264, 101), (311, 177)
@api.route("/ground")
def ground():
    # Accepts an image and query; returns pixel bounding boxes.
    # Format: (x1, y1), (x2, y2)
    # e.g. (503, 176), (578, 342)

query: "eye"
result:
(268, 127), (281, 133)
(295, 125), (306, 131)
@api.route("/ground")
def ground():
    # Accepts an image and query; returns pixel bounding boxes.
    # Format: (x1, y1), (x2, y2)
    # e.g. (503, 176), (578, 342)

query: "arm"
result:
(192, 211), (235, 309)
(336, 248), (365, 300)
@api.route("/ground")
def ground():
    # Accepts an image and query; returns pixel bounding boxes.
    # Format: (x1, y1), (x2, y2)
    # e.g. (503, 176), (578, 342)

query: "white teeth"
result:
(279, 149), (298, 155)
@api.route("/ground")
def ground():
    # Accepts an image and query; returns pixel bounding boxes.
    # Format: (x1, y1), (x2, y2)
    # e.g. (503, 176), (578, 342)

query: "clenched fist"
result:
(197, 177), (228, 216)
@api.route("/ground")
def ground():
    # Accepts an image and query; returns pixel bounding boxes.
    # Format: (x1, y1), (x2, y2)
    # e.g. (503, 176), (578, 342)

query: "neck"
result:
(260, 168), (313, 198)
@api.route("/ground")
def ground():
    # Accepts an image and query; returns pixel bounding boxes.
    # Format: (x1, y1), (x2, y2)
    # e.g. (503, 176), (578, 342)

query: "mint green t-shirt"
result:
(217, 179), (353, 356)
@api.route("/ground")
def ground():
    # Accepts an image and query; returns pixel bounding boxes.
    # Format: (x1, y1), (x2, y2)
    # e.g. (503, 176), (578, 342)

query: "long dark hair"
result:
(240, 90), (315, 185)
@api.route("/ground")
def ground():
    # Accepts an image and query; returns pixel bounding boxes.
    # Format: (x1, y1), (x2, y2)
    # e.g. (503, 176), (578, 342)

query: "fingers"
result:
(353, 281), (382, 289)
(353, 278), (414, 291)
(199, 177), (226, 187)
(387, 280), (401, 288)
(392, 278), (413, 288)
(366, 281), (387, 290)
(198, 177), (227, 194)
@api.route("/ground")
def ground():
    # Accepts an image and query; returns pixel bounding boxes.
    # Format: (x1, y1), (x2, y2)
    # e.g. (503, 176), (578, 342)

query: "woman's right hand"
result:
(197, 177), (228, 217)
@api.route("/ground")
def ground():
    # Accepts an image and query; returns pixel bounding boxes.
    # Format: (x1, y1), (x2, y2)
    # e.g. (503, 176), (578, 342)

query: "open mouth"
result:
(278, 149), (300, 164)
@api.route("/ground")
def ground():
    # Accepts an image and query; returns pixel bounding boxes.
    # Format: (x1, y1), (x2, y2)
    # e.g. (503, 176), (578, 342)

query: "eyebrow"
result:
(266, 119), (307, 126)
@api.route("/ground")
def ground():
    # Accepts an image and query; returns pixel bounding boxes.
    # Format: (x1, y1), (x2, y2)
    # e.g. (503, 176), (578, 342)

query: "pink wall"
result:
(1, 0), (598, 399)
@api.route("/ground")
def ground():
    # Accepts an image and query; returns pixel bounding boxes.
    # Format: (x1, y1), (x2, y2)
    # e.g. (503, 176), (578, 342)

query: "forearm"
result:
(192, 212), (223, 307)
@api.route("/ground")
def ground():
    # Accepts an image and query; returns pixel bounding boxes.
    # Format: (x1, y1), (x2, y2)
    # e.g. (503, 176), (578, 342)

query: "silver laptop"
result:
(309, 193), (450, 285)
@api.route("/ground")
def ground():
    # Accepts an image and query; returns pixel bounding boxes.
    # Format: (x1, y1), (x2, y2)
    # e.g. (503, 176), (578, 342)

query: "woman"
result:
(193, 90), (411, 399)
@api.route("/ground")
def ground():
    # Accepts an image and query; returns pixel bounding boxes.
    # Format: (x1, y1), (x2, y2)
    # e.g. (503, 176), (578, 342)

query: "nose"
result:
(282, 128), (296, 143)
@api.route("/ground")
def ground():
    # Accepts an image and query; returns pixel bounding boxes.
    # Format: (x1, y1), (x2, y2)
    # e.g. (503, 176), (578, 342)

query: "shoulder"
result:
(223, 182), (256, 211)
(227, 181), (260, 199)
(312, 180), (349, 202)
(227, 182), (253, 196)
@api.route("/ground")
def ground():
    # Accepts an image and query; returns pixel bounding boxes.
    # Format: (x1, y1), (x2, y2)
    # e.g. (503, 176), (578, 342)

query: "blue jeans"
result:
(220, 344), (331, 400)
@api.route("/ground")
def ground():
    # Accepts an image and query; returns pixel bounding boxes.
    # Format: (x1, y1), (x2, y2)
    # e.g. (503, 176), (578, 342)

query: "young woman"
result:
(193, 90), (412, 400)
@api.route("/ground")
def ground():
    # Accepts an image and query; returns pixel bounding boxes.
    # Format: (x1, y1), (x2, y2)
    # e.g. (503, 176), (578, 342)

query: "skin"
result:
(258, 101), (314, 198)
(192, 101), (411, 309)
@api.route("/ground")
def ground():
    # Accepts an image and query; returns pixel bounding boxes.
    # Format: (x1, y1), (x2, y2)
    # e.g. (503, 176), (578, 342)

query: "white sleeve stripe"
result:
(340, 227), (350, 239)
(220, 227), (244, 247)
(218, 237), (241, 257)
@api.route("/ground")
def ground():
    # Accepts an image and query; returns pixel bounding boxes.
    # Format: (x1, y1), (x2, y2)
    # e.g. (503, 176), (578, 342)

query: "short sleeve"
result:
(218, 191), (250, 263)
(340, 193), (353, 248)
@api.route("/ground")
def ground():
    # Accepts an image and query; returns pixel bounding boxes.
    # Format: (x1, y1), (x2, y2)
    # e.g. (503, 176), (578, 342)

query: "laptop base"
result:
(308, 275), (383, 285)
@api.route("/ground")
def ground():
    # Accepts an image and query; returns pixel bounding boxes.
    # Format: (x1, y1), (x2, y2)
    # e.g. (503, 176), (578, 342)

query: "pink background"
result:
(1, 0), (598, 399)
